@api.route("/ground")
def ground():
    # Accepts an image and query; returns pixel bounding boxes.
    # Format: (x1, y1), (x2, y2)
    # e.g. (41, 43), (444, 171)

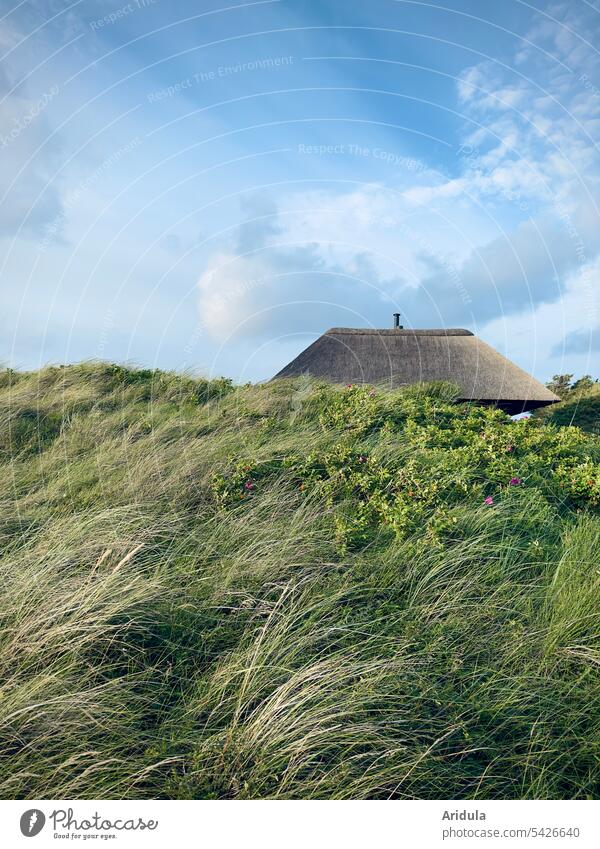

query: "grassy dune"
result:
(0, 363), (598, 799)
(538, 381), (600, 434)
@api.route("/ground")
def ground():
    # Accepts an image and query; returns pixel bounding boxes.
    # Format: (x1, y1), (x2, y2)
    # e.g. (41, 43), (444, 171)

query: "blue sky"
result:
(1, 0), (599, 382)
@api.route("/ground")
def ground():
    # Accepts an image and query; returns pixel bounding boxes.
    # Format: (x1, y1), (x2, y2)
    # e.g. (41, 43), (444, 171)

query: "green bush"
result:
(213, 385), (598, 551)
(537, 375), (600, 433)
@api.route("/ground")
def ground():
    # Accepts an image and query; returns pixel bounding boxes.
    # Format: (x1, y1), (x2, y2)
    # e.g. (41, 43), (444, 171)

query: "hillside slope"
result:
(0, 363), (599, 800)
(536, 378), (600, 434)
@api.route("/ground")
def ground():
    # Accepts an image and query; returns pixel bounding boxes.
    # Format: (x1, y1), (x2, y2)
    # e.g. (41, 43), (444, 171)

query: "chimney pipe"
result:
(393, 313), (403, 329)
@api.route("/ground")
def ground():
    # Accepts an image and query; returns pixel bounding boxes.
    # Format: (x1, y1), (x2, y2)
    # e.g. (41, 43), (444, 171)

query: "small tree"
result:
(547, 374), (574, 399)
(571, 375), (596, 395)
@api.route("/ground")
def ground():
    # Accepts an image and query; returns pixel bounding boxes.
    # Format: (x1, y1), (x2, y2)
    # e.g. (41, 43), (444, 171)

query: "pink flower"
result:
(506, 445), (514, 452)
(244, 481), (255, 491)
(484, 496), (494, 506)
(509, 477), (521, 486)
(346, 383), (353, 388)
(358, 455), (367, 464)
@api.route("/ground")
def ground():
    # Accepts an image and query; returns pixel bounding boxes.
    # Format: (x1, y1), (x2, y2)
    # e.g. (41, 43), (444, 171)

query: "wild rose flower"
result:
(484, 496), (494, 505)
(244, 481), (255, 491)
(509, 477), (521, 486)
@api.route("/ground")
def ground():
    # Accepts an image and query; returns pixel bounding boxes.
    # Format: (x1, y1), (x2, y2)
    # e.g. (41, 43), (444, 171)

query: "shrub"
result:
(214, 385), (599, 551)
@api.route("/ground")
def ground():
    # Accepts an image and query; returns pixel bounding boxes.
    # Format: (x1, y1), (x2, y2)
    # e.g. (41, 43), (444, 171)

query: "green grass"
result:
(535, 377), (600, 434)
(0, 362), (598, 799)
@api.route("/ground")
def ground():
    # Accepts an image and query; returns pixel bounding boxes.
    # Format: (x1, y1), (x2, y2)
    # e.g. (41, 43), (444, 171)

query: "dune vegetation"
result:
(535, 374), (600, 434)
(0, 363), (599, 800)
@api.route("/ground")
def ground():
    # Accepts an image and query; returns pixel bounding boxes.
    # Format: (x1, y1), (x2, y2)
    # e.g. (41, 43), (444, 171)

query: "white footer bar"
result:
(0, 799), (597, 848)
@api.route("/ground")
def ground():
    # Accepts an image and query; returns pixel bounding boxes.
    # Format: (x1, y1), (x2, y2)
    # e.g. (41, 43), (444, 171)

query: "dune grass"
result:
(539, 382), (600, 434)
(0, 363), (598, 799)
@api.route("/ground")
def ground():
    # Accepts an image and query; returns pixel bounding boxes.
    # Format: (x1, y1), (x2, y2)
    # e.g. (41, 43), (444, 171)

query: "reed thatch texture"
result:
(274, 328), (559, 414)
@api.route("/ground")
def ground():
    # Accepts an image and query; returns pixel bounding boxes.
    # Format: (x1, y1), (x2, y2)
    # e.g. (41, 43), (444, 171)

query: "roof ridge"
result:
(325, 327), (474, 336)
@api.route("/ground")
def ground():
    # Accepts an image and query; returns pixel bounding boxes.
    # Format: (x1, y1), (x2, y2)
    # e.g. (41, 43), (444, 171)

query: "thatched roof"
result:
(274, 328), (559, 414)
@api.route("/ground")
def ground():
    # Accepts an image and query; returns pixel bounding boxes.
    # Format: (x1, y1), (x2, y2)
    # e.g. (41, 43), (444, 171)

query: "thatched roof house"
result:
(274, 326), (559, 414)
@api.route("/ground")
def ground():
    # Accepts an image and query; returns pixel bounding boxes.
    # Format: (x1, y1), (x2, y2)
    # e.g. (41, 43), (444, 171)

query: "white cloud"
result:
(0, 26), (64, 238)
(481, 256), (600, 380)
(196, 243), (396, 342)
(193, 2), (600, 376)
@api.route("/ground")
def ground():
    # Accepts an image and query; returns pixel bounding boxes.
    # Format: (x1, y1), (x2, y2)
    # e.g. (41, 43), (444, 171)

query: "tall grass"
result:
(0, 364), (598, 799)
